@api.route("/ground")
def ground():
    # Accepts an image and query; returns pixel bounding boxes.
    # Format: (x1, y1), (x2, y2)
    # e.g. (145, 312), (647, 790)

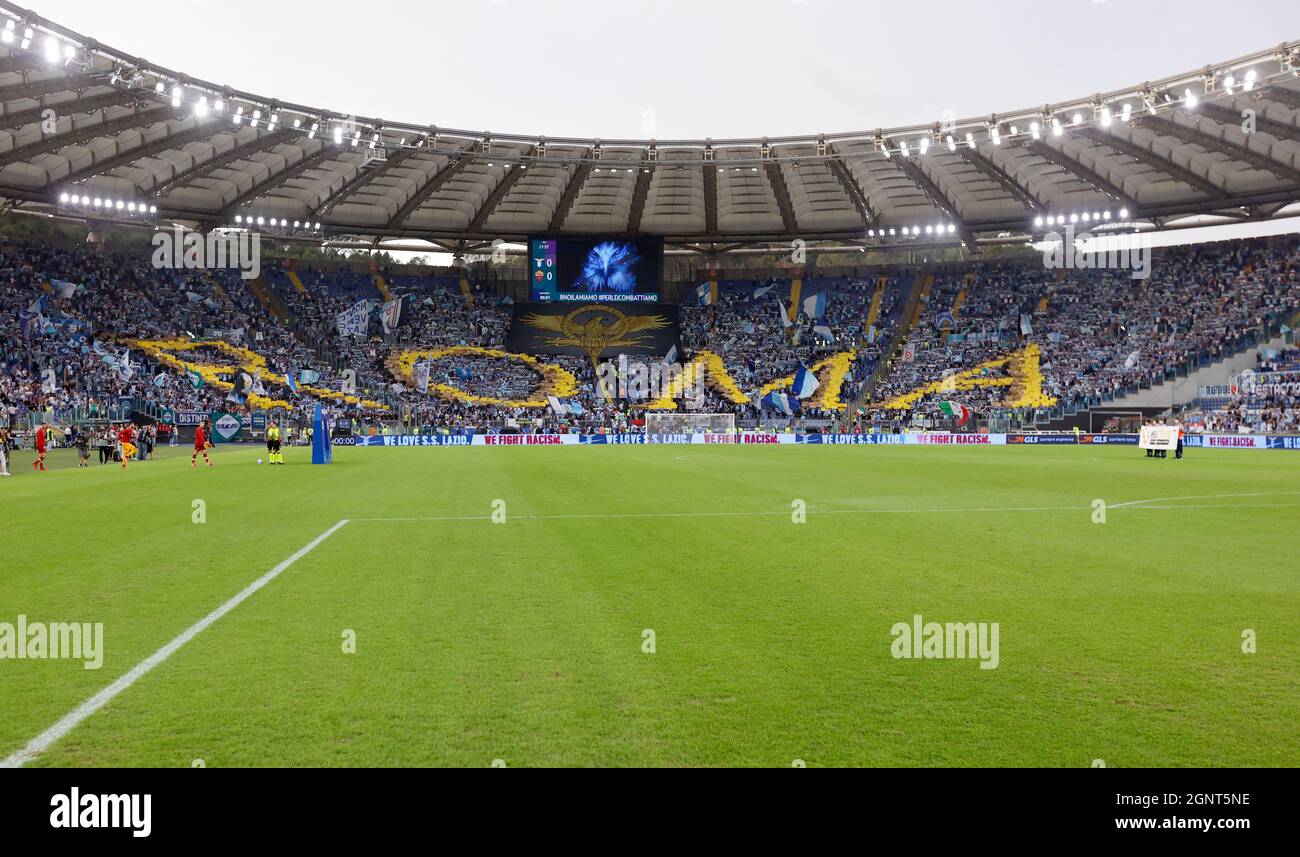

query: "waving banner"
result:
(380, 297), (405, 335)
(336, 300), (373, 338)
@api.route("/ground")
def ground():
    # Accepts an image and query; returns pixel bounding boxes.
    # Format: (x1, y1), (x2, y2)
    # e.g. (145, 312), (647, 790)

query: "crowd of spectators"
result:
(679, 276), (903, 420)
(2, 235), (1296, 437)
(869, 239), (1298, 425)
(1184, 347), (1300, 434)
(1, 242), (354, 430)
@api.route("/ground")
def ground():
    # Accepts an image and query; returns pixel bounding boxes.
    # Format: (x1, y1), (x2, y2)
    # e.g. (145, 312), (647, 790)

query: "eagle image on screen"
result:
(569, 240), (641, 294)
(530, 237), (661, 302)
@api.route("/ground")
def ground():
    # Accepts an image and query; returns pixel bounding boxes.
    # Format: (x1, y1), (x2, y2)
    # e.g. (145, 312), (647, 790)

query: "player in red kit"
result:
(192, 420), (213, 468)
(118, 424), (137, 470)
(33, 424), (49, 471)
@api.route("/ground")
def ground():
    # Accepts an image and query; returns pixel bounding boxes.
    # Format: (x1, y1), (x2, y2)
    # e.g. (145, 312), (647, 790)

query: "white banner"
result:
(348, 432), (1298, 449)
(336, 300), (372, 338)
(380, 298), (404, 335)
(1139, 426), (1180, 450)
(1184, 434), (1266, 449)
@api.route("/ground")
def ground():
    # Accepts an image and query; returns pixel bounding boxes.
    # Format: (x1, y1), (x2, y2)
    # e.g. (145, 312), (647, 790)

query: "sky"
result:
(42, 0), (1300, 141)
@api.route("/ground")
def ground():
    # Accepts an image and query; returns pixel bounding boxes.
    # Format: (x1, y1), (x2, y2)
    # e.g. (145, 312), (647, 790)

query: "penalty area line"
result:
(0, 519), (351, 769)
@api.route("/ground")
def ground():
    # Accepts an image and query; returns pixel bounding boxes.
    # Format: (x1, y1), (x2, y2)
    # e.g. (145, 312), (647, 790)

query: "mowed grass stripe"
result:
(3, 445), (1296, 766)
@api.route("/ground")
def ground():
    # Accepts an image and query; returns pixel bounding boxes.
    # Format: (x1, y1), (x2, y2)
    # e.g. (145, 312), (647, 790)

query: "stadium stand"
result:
(0, 11), (1296, 441)
(869, 239), (1299, 425)
(3, 235), (1297, 438)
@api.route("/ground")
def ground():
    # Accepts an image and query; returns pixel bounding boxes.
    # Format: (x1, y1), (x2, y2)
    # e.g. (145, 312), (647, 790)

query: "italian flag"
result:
(938, 400), (971, 425)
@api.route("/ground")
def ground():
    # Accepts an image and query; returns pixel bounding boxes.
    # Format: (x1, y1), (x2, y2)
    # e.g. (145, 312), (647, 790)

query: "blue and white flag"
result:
(299, 369), (321, 385)
(752, 281), (776, 300)
(412, 361), (431, 394)
(226, 371), (252, 405)
(1019, 313), (1033, 336)
(19, 312), (41, 339)
(547, 395), (568, 416)
(696, 282), (715, 306)
(867, 325), (878, 344)
(793, 365), (821, 399)
(51, 279), (80, 300)
(380, 296), (405, 335)
(764, 391), (795, 416)
(153, 372), (167, 388)
(285, 372), (300, 395)
(740, 321), (755, 335)
(802, 293), (826, 320)
(813, 324), (834, 342)
(777, 301), (793, 329)
(27, 295), (46, 314)
(116, 350), (134, 382)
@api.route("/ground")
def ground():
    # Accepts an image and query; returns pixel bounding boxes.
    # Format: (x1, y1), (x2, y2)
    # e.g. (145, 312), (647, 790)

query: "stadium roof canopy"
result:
(0, 2), (1298, 253)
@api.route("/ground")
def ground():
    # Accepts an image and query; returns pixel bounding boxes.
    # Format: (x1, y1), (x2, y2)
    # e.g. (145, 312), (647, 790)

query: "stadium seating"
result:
(1183, 347), (1300, 434)
(2, 236), (1297, 435)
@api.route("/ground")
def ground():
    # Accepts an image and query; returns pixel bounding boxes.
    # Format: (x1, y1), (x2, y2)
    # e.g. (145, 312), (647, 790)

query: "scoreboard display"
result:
(529, 236), (662, 303)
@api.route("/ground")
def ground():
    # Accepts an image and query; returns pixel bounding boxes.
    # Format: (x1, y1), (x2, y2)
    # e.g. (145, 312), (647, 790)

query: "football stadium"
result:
(0, 0), (1297, 814)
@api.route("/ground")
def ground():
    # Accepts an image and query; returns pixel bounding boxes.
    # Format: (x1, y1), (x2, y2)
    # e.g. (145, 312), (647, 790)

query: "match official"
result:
(267, 422), (284, 465)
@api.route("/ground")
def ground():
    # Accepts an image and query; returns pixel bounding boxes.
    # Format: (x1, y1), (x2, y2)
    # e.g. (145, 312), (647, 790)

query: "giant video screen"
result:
(529, 236), (663, 303)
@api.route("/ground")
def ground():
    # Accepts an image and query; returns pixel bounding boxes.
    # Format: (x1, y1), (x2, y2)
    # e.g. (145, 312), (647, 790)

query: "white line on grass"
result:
(1119, 502), (1300, 510)
(349, 494), (1300, 524)
(349, 506), (1083, 523)
(0, 519), (351, 769)
(1110, 491), (1300, 508)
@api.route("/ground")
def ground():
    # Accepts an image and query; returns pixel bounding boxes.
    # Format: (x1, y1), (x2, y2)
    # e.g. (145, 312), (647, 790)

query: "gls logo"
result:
(50, 788), (152, 838)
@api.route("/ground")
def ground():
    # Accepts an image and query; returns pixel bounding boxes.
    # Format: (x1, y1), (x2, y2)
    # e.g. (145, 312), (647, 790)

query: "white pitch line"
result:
(0, 519), (351, 769)
(1118, 502), (1300, 511)
(1110, 491), (1300, 509)
(349, 506), (1083, 523)
(349, 500), (1298, 524)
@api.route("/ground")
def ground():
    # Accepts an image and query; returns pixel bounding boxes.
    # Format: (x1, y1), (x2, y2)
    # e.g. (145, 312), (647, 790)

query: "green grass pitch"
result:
(1, 442), (1296, 767)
